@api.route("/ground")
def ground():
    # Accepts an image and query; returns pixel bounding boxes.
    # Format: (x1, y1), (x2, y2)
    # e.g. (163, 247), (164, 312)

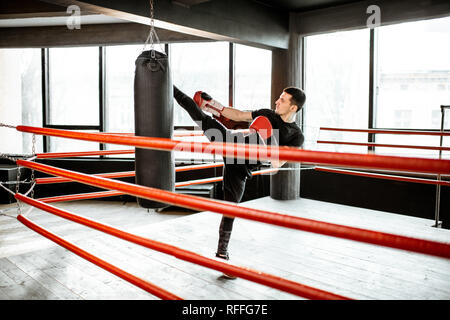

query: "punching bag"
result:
(134, 50), (174, 209)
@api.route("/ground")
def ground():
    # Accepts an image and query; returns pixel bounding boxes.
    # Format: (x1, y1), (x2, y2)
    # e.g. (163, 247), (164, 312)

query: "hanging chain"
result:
(30, 134), (36, 199)
(0, 123), (37, 219)
(143, 0), (163, 56)
(149, 0), (156, 57)
(15, 157), (22, 214)
(150, 0), (155, 31)
(0, 123), (16, 129)
(0, 123), (38, 214)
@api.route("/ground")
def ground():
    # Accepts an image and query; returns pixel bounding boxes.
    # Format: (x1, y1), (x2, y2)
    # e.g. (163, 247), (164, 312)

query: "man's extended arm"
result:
(221, 107), (253, 122)
(193, 91), (253, 122)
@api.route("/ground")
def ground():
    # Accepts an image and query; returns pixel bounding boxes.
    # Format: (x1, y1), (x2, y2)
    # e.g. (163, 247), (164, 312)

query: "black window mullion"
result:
(41, 47), (50, 153)
(301, 37), (306, 131)
(43, 47), (103, 154)
(99, 46), (106, 154)
(229, 42), (235, 107)
(368, 28), (376, 153)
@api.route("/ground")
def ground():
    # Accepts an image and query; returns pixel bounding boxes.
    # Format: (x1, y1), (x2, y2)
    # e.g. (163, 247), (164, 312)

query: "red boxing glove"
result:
(249, 116), (273, 141)
(193, 91), (225, 117)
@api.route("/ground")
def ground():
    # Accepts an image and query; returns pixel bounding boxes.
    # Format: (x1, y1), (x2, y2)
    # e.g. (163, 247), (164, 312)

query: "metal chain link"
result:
(0, 123), (37, 213)
(30, 134), (36, 199)
(0, 123), (16, 129)
(143, 0), (164, 56)
(15, 158), (22, 214)
(0, 153), (20, 163)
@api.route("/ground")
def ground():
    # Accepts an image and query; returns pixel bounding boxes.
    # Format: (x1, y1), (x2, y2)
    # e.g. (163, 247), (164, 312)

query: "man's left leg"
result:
(215, 163), (249, 279)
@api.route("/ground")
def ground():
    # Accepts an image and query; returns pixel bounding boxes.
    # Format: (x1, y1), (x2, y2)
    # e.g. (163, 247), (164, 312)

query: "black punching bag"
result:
(134, 50), (174, 209)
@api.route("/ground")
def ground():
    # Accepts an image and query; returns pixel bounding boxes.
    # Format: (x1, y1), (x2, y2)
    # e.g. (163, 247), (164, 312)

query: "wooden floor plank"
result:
(40, 245), (154, 300)
(1, 197), (449, 300)
(7, 254), (83, 300)
(186, 214), (450, 282)
(90, 231), (299, 300)
(131, 217), (399, 299)
(77, 236), (252, 300)
(0, 258), (60, 299)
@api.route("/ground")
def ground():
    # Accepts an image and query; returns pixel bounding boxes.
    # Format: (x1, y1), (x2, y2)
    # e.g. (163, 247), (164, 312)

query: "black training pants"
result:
(173, 86), (250, 233)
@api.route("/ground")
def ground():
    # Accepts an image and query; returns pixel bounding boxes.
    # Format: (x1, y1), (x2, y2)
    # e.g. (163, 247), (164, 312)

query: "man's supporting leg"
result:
(216, 164), (247, 259)
(174, 86), (248, 278)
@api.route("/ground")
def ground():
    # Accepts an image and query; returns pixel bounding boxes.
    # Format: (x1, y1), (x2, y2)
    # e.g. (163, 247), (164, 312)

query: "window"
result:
(375, 135), (443, 158)
(105, 44), (142, 157)
(374, 16), (450, 157)
(49, 47), (99, 125)
(48, 131), (101, 153)
(0, 41), (273, 161)
(304, 29), (370, 152)
(431, 110), (441, 129)
(394, 110), (412, 128)
(171, 42), (229, 127)
(234, 44), (272, 111)
(0, 48), (42, 154)
(170, 42), (229, 162)
(105, 44), (141, 134)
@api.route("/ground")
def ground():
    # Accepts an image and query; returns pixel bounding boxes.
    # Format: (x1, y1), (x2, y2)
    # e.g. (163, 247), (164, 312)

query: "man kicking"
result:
(173, 85), (305, 278)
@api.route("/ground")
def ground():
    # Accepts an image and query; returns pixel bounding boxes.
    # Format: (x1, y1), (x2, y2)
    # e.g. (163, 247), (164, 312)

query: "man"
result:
(173, 85), (305, 278)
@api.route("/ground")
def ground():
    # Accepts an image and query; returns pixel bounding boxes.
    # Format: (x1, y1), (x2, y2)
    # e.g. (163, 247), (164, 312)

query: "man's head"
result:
(275, 87), (306, 118)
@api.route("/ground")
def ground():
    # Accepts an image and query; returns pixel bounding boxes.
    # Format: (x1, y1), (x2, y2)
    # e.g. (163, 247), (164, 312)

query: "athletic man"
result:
(173, 85), (305, 278)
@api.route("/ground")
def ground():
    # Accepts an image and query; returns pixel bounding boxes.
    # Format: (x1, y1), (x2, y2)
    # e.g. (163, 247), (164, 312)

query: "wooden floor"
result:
(0, 196), (449, 300)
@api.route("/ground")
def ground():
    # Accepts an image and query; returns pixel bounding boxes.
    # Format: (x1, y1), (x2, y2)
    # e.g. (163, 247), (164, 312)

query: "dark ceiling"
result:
(252, 0), (365, 12)
(0, 0), (368, 16)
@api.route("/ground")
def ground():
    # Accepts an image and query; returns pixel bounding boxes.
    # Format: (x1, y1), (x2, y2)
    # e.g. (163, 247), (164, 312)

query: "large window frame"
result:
(39, 42), (272, 158)
(41, 47), (105, 153)
(302, 19), (450, 157)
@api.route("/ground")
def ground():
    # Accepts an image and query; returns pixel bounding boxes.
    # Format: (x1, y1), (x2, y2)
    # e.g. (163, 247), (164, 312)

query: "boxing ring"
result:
(1, 124), (450, 300)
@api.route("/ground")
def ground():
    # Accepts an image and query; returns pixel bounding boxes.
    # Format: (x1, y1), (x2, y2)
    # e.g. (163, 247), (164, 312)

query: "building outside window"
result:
(0, 49), (42, 155)
(304, 29), (370, 152)
(170, 42), (228, 162)
(375, 16), (450, 158)
(48, 47), (99, 126)
(104, 44), (142, 157)
(48, 47), (100, 152)
(170, 42), (229, 127)
(234, 44), (272, 111)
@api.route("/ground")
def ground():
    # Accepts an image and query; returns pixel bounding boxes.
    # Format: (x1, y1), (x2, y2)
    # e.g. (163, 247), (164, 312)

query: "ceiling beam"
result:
(0, 23), (208, 48)
(0, 0), (79, 19)
(291, 0), (450, 37)
(38, 0), (289, 49)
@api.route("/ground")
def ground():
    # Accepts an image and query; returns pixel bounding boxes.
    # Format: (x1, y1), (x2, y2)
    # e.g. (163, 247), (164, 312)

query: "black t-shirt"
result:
(229, 109), (304, 179)
(251, 109), (304, 148)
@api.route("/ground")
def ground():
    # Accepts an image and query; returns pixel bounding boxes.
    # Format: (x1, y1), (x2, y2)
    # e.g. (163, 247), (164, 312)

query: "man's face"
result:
(275, 91), (296, 116)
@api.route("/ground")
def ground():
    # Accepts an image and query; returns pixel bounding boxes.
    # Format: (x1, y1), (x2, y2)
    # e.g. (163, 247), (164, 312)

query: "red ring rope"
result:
(16, 160), (450, 259)
(16, 193), (349, 300)
(36, 168), (278, 203)
(16, 214), (182, 300)
(39, 190), (124, 203)
(36, 149), (135, 159)
(36, 162), (224, 184)
(15, 125), (450, 174)
(320, 127), (450, 136)
(315, 167), (450, 186)
(317, 140), (450, 152)
(96, 130), (251, 137)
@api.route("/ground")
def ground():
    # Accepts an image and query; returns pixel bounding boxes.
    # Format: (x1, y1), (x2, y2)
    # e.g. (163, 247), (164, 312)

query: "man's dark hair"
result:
(284, 87), (306, 113)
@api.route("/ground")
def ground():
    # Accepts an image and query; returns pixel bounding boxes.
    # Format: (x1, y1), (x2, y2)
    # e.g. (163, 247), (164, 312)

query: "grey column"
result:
(270, 25), (303, 200)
